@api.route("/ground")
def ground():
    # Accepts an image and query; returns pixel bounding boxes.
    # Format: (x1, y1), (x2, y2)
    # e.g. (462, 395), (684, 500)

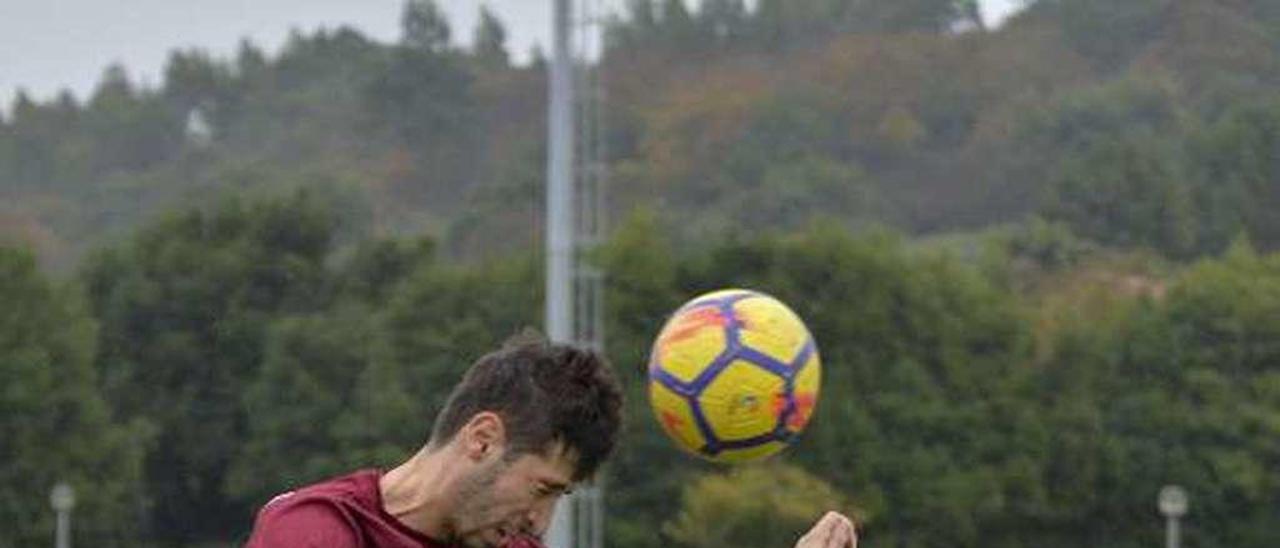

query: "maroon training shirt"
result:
(246, 469), (449, 548)
(246, 469), (546, 548)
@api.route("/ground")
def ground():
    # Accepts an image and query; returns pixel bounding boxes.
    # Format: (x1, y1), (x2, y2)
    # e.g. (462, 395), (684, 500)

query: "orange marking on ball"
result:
(788, 392), (818, 429)
(660, 410), (685, 433)
(658, 306), (729, 350)
(771, 392), (788, 417)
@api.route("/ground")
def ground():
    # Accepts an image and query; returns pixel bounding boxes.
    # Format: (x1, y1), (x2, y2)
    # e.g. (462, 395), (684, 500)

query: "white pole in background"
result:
(1158, 485), (1188, 548)
(50, 482), (75, 548)
(546, 0), (576, 546)
(546, 0), (575, 349)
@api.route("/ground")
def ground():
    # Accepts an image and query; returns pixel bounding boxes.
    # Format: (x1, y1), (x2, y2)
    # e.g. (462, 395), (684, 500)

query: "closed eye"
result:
(536, 482), (571, 497)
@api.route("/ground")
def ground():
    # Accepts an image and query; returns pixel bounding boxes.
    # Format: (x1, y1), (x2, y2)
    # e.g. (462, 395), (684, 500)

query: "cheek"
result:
(480, 481), (537, 518)
(531, 495), (559, 523)
(457, 486), (514, 530)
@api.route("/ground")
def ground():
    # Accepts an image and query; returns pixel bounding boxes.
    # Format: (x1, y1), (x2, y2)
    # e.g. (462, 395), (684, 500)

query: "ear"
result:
(459, 411), (507, 461)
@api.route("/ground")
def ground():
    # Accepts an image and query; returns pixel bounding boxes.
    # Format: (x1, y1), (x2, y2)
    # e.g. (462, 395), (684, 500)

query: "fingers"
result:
(813, 511), (841, 546)
(794, 516), (823, 548)
(796, 511), (858, 548)
(826, 512), (855, 548)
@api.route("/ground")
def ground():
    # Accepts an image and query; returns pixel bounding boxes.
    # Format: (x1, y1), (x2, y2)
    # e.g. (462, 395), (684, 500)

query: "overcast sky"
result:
(1, 0), (1023, 111)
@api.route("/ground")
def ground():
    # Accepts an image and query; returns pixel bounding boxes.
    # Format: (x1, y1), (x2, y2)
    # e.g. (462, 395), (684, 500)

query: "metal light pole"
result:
(547, 1), (608, 545)
(546, 0), (575, 350)
(1158, 485), (1188, 548)
(545, 0), (575, 546)
(50, 482), (75, 548)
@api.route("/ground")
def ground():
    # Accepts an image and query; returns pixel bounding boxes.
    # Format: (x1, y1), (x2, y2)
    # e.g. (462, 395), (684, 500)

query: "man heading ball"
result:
(246, 331), (857, 548)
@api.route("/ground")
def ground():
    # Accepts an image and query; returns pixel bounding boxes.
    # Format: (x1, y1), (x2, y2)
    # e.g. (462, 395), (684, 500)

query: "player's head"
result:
(430, 329), (623, 479)
(427, 330), (623, 546)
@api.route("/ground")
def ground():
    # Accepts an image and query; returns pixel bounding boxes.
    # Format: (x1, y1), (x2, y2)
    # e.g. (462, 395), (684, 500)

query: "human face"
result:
(449, 445), (576, 548)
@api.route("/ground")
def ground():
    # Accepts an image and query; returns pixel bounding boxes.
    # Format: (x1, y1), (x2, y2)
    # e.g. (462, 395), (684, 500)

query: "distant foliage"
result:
(472, 5), (510, 67)
(3, 0), (1280, 267)
(83, 191), (339, 543)
(0, 248), (146, 547)
(664, 463), (854, 548)
(401, 0), (451, 53)
(0, 187), (1275, 545)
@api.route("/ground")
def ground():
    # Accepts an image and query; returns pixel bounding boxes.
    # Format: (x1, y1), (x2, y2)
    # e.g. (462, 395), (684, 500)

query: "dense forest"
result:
(2, 0), (1279, 547)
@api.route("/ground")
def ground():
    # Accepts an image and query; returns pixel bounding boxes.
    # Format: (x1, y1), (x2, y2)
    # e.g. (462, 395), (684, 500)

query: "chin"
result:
(462, 528), (507, 548)
(481, 528), (542, 548)
(457, 537), (495, 548)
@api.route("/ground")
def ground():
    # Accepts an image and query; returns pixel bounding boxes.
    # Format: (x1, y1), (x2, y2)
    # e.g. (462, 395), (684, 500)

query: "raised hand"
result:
(795, 511), (858, 548)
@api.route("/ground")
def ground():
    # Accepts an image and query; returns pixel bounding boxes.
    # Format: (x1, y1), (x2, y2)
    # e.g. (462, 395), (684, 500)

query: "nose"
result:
(527, 498), (558, 536)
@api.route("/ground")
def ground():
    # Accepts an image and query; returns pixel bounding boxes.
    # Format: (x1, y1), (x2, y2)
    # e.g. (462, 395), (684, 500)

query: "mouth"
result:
(494, 525), (515, 547)
(494, 526), (541, 548)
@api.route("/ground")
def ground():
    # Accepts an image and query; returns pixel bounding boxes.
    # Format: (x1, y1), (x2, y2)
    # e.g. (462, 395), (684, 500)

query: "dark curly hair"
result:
(428, 330), (624, 481)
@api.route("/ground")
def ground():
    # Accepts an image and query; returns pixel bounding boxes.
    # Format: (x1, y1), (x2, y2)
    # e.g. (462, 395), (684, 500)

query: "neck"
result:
(380, 445), (459, 539)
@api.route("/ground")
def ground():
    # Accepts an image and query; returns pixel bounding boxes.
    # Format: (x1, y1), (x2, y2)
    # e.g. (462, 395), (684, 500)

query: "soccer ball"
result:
(648, 289), (821, 463)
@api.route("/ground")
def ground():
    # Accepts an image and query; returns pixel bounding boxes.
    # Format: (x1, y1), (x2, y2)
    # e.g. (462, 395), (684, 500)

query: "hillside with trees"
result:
(3, 0), (1279, 268)
(2, 1), (1279, 546)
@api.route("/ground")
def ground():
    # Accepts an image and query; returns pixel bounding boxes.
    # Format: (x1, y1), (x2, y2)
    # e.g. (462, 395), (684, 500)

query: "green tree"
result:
(1027, 243), (1280, 547)
(697, 0), (749, 44)
(997, 76), (1195, 249)
(1043, 137), (1197, 257)
(85, 64), (182, 173)
(606, 0), (660, 52)
(401, 0), (452, 53)
(1038, 0), (1173, 71)
(335, 237), (437, 304)
(372, 252), (542, 465)
(163, 48), (233, 114)
(0, 247), (146, 547)
(660, 0), (698, 48)
(83, 190), (337, 543)
(1, 90), (58, 188)
(664, 462), (856, 548)
(629, 0), (659, 30)
(1160, 243), (1280, 547)
(227, 308), (386, 507)
(596, 211), (689, 548)
(844, 0), (967, 33)
(473, 5), (510, 67)
(753, 0), (787, 48)
(236, 38), (268, 77)
(1192, 100), (1280, 252)
(366, 46), (475, 148)
(229, 235), (436, 509)
(364, 43), (478, 208)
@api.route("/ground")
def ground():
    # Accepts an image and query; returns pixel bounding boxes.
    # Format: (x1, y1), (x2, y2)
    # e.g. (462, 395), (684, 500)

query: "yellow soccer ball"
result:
(648, 289), (821, 463)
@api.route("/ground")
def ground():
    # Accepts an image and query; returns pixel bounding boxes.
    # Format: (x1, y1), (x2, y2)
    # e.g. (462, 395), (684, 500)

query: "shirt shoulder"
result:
(247, 470), (379, 547)
(246, 498), (361, 548)
(246, 470), (448, 548)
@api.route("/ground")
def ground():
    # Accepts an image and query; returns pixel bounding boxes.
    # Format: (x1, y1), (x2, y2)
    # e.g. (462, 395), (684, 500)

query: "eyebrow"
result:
(541, 479), (571, 493)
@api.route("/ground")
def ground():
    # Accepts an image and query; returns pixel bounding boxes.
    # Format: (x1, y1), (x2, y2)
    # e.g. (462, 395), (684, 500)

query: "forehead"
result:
(508, 444), (577, 484)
